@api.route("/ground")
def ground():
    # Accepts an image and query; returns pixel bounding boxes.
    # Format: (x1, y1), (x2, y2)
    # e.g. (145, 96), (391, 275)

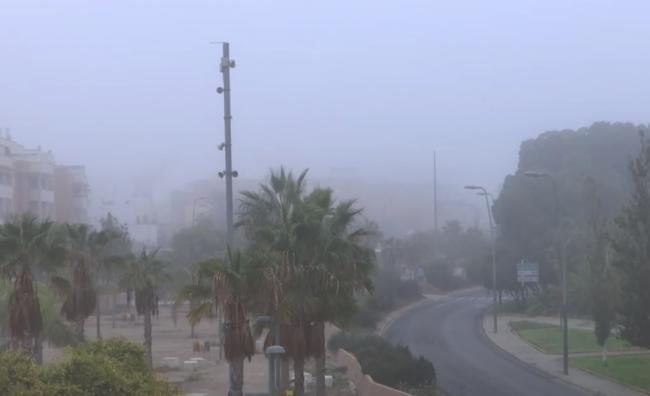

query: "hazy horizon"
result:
(2, 0), (649, 231)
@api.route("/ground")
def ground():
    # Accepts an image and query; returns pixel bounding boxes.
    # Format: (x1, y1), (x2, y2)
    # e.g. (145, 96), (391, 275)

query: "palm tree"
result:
(53, 224), (121, 340)
(120, 249), (170, 367)
(212, 249), (255, 396)
(0, 214), (64, 362)
(97, 213), (132, 331)
(306, 194), (375, 396)
(239, 168), (315, 394)
(176, 259), (220, 338)
(239, 170), (375, 396)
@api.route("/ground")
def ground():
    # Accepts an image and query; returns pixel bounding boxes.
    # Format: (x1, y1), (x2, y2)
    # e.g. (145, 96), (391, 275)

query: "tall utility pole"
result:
(433, 151), (439, 238)
(216, 41), (237, 367)
(464, 185), (498, 334)
(217, 42), (237, 246)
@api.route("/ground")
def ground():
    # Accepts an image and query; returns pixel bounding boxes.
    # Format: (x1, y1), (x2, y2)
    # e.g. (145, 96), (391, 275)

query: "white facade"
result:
(126, 196), (159, 251)
(0, 132), (89, 223)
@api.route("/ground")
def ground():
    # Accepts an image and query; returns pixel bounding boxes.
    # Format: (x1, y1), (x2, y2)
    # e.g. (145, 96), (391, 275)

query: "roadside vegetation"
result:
(510, 321), (632, 354)
(0, 338), (179, 396)
(571, 355), (650, 393)
(328, 332), (437, 395)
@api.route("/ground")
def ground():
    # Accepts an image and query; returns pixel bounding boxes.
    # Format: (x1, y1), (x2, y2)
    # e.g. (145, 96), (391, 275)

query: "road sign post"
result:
(517, 261), (539, 285)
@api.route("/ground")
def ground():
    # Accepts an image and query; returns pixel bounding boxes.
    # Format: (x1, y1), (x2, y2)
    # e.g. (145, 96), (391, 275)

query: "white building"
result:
(0, 131), (89, 223)
(126, 196), (159, 251)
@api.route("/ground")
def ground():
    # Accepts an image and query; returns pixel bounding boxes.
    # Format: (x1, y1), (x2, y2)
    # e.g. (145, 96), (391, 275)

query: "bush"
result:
(328, 332), (436, 390)
(349, 269), (423, 331)
(0, 351), (79, 396)
(425, 260), (460, 290)
(0, 338), (179, 396)
(524, 287), (561, 316)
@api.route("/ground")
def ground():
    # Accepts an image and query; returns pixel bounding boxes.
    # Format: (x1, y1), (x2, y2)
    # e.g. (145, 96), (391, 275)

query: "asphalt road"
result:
(384, 290), (590, 396)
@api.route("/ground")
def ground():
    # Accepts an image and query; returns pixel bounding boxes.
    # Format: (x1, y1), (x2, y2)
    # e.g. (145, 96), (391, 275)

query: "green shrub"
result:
(329, 332), (436, 390)
(0, 351), (80, 396)
(0, 338), (179, 396)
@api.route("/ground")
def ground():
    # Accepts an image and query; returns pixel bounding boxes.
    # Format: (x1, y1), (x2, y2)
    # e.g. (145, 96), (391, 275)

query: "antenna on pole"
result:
(215, 41), (237, 247)
(433, 151), (439, 257)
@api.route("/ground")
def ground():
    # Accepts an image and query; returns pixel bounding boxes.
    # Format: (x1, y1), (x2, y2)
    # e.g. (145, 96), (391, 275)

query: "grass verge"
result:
(510, 321), (632, 354)
(571, 354), (650, 393)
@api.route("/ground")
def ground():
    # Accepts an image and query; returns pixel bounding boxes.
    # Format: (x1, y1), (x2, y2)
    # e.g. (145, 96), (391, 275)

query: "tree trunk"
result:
(144, 308), (152, 368)
(601, 339), (608, 366)
(74, 318), (85, 341)
(34, 336), (43, 364)
(96, 293), (102, 340)
(112, 292), (117, 329)
(315, 353), (326, 396)
(294, 356), (305, 396)
(228, 356), (245, 396)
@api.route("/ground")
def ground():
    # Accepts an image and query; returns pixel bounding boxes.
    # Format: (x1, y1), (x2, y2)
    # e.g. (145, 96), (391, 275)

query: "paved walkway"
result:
(483, 314), (647, 396)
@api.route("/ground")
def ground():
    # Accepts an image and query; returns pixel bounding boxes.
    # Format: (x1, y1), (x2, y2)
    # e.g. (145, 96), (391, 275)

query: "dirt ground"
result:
(43, 304), (269, 395)
(41, 303), (356, 396)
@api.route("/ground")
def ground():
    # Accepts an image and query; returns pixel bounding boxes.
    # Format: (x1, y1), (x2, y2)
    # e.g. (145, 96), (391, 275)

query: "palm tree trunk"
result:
(315, 353), (326, 396)
(314, 321), (326, 396)
(74, 318), (85, 340)
(34, 336), (43, 364)
(96, 292), (102, 340)
(228, 356), (244, 396)
(293, 356), (305, 396)
(144, 308), (152, 368)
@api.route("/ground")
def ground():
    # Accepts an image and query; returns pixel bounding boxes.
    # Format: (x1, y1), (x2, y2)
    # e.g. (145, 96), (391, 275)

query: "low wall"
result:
(334, 349), (413, 396)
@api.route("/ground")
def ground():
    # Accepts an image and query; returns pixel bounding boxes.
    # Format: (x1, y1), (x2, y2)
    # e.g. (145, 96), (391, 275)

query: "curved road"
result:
(385, 290), (589, 396)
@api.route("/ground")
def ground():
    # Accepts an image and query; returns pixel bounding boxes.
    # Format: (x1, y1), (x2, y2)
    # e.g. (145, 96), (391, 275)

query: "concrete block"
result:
(161, 357), (180, 369)
(255, 339), (264, 354)
(183, 360), (199, 371)
(189, 357), (207, 368)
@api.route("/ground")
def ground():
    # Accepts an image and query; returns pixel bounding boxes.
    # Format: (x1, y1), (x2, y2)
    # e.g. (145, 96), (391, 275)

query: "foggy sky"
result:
(2, 0), (650, 212)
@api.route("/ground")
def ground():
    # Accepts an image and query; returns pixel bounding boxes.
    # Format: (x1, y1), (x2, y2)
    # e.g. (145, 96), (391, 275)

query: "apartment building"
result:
(55, 166), (90, 224)
(0, 132), (89, 224)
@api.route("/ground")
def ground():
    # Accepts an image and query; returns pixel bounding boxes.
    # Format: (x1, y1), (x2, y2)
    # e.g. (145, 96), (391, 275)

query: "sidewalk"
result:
(483, 314), (647, 396)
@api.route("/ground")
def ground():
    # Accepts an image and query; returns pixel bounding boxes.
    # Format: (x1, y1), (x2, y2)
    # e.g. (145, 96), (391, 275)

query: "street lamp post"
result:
(465, 185), (498, 334)
(524, 171), (569, 376)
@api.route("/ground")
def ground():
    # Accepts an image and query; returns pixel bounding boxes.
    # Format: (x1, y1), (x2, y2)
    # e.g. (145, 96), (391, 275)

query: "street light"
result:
(524, 170), (569, 376)
(464, 185), (498, 334)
